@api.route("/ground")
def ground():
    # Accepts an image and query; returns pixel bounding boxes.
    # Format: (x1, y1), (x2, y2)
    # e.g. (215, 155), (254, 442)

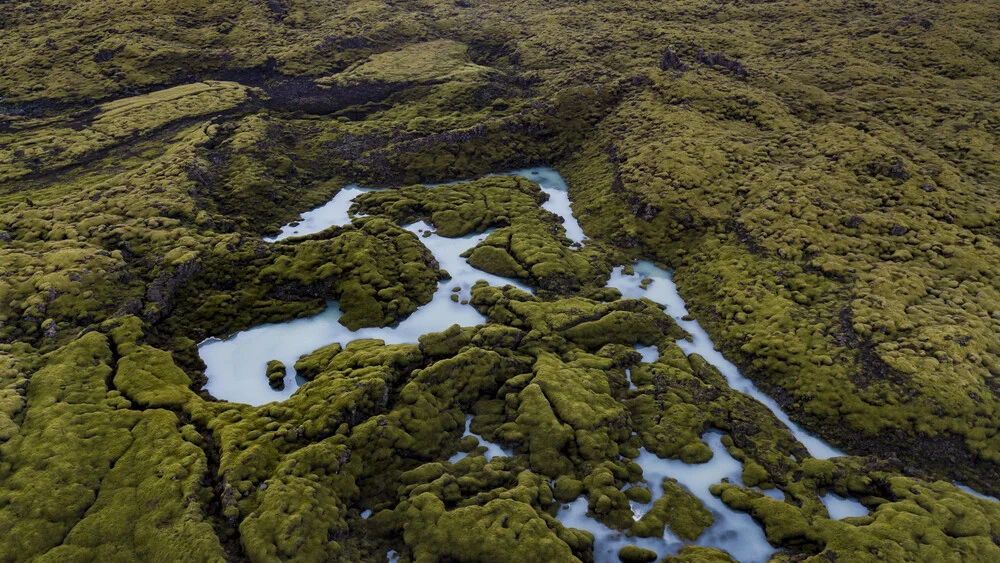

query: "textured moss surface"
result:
(2, 0), (1000, 560)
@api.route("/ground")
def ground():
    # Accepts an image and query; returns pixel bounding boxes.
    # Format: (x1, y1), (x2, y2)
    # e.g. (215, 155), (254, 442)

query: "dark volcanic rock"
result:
(696, 49), (746, 76)
(661, 49), (688, 72)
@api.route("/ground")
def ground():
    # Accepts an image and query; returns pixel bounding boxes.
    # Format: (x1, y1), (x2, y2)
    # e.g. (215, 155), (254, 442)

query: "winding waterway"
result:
(198, 167), (863, 562)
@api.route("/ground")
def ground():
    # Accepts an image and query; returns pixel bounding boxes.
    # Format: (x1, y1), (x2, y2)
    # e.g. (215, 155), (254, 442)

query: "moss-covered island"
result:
(2, 0), (1000, 561)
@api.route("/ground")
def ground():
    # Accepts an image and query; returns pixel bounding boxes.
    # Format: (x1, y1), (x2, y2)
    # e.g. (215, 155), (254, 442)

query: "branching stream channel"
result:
(199, 168), (870, 562)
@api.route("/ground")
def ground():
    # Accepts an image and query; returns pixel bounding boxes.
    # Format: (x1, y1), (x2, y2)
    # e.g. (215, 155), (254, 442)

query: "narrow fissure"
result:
(198, 423), (250, 562)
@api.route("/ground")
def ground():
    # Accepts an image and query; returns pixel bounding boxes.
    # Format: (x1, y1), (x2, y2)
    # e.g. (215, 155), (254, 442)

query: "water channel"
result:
(199, 168), (876, 561)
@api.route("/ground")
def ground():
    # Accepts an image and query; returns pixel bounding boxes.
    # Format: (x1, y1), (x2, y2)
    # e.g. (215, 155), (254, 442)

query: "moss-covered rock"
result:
(618, 545), (657, 562)
(661, 546), (738, 563)
(631, 477), (713, 541)
(265, 360), (286, 390)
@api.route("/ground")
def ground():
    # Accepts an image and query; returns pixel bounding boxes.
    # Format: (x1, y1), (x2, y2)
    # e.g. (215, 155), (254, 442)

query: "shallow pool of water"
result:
(954, 482), (1000, 503)
(557, 497), (683, 562)
(634, 432), (775, 562)
(633, 344), (660, 364)
(265, 185), (380, 242)
(201, 169), (569, 405)
(500, 168), (587, 246)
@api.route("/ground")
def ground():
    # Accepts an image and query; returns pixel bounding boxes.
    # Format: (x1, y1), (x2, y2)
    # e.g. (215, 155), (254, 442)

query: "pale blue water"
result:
(198, 167), (902, 563)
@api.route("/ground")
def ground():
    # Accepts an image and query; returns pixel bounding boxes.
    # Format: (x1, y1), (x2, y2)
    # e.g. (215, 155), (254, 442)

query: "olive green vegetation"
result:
(714, 456), (1000, 562)
(632, 478), (713, 542)
(352, 175), (613, 295)
(0, 81), (257, 182)
(265, 360), (286, 390)
(2, 0), (1000, 560)
(318, 39), (492, 89)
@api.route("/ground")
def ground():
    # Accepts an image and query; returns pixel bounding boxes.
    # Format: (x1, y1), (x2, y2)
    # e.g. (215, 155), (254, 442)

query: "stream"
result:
(198, 167), (867, 562)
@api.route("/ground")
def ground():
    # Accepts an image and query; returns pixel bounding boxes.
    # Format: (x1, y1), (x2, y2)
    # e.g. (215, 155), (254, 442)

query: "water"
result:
(625, 368), (637, 390)
(265, 168), (587, 245)
(633, 344), (660, 364)
(448, 414), (514, 463)
(757, 488), (785, 501)
(606, 261), (844, 460)
(199, 304), (347, 404)
(201, 169), (568, 405)
(198, 167), (854, 561)
(200, 221), (530, 405)
(820, 493), (869, 519)
(625, 345), (659, 390)
(555, 433), (774, 562)
(556, 497), (683, 561)
(265, 185), (379, 242)
(954, 482), (1000, 503)
(500, 168), (587, 246)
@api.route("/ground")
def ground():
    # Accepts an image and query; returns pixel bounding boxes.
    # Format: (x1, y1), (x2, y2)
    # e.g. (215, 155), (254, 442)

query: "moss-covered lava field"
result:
(2, 0), (1000, 561)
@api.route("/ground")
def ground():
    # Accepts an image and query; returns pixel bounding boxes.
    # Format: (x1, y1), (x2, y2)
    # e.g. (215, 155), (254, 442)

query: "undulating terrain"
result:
(2, 0), (1000, 561)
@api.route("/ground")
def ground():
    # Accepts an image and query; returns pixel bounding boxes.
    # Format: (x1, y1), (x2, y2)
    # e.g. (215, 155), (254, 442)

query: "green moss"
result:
(240, 438), (358, 561)
(466, 245), (531, 279)
(266, 360), (286, 390)
(618, 545), (657, 562)
(293, 342), (343, 381)
(320, 40), (491, 88)
(400, 494), (579, 562)
(4, 0), (1000, 558)
(419, 324), (473, 357)
(661, 546), (738, 563)
(0, 333), (141, 560)
(631, 478), (713, 541)
(37, 410), (226, 562)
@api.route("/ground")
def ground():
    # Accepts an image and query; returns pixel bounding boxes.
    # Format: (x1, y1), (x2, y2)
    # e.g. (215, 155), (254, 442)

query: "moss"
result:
(355, 176), (612, 296)
(240, 438), (358, 562)
(293, 342), (343, 381)
(741, 460), (771, 488)
(0, 333), (141, 560)
(624, 486), (652, 504)
(419, 324), (473, 357)
(661, 546), (738, 563)
(631, 478), (713, 541)
(320, 40), (491, 88)
(554, 476), (585, 503)
(4, 0), (1000, 559)
(400, 494), (579, 562)
(265, 360), (286, 390)
(36, 409), (226, 562)
(618, 545), (657, 562)
(0, 82), (255, 183)
(466, 245), (531, 279)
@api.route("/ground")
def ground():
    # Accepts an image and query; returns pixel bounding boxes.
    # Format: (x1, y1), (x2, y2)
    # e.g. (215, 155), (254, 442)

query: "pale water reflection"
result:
(448, 414), (513, 463)
(607, 261), (845, 460)
(821, 493), (869, 519)
(199, 168), (863, 563)
(201, 221), (529, 405)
